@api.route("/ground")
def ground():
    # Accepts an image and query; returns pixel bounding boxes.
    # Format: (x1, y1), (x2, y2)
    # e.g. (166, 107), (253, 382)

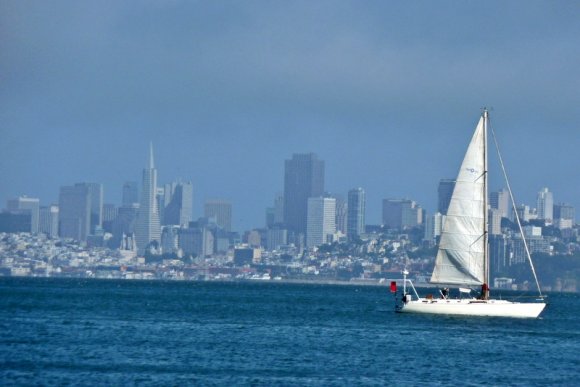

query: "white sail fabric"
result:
(431, 116), (486, 285)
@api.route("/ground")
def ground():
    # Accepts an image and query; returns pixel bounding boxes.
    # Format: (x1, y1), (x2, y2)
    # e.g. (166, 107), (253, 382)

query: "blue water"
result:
(1, 278), (579, 386)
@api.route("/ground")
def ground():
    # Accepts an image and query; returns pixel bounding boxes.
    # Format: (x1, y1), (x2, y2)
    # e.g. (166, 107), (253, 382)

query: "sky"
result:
(1, 1), (579, 231)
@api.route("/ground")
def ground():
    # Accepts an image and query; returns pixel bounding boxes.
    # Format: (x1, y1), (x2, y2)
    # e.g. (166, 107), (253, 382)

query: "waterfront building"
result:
(39, 205), (59, 238)
(536, 187), (554, 224)
(163, 181), (193, 226)
(283, 153), (325, 235)
(306, 197), (336, 247)
(135, 144), (161, 254)
(490, 188), (510, 218)
(59, 184), (91, 241)
(437, 179), (455, 215)
(347, 188), (365, 241)
(204, 199), (232, 232)
(7, 196), (40, 233)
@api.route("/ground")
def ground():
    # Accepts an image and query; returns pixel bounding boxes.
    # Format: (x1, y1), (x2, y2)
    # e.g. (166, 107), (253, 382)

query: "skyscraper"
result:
(204, 199), (232, 231)
(437, 179), (455, 215)
(59, 184), (91, 241)
(135, 144), (161, 254)
(490, 188), (510, 219)
(382, 199), (422, 229)
(86, 183), (103, 233)
(347, 188), (366, 241)
(283, 153), (325, 235)
(163, 181), (193, 226)
(39, 205), (59, 238)
(536, 187), (554, 223)
(122, 181), (139, 206)
(7, 196), (40, 233)
(335, 196), (348, 235)
(306, 197), (336, 247)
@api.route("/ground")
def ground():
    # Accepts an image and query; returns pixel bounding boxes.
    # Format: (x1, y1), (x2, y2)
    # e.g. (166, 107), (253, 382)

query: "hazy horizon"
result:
(2, 1), (579, 231)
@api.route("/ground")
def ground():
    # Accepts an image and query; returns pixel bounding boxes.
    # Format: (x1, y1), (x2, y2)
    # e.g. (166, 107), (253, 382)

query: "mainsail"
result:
(431, 116), (487, 285)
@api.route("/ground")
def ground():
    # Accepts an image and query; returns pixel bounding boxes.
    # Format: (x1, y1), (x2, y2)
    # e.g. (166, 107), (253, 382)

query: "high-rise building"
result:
(536, 187), (554, 223)
(437, 179), (455, 215)
(306, 197), (336, 247)
(39, 205), (59, 238)
(59, 184), (91, 241)
(424, 212), (444, 243)
(382, 199), (422, 229)
(204, 199), (232, 232)
(553, 203), (575, 229)
(135, 144), (161, 254)
(7, 196), (40, 233)
(490, 188), (510, 218)
(347, 188), (366, 241)
(86, 183), (103, 233)
(163, 181), (193, 226)
(161, 226), (180, 255)
(113, 203), (139, 237)
(335, 196), (348, 235)
(122, 181), (139, 206)
(554, 203), (575, 221)
(283, 153), (325, 235)
(488, 208), (502, 235)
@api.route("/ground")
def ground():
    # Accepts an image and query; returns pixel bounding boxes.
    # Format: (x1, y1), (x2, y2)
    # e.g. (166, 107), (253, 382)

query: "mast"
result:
(483, 109), (490, 299)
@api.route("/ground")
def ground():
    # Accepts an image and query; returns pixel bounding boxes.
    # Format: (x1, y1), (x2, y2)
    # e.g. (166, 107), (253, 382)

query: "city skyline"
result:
(2, 2), (579, 231)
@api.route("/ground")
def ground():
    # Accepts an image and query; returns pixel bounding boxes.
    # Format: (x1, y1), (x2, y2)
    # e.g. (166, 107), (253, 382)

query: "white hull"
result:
(397, 298), (546, 318)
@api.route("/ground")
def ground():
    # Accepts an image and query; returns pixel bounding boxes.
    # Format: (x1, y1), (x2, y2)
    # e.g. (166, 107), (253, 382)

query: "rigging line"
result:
(489, 124), (544, 300)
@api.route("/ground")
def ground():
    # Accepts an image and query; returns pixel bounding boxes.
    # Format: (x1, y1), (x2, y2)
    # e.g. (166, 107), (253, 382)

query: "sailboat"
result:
(394, 109), (546, 318)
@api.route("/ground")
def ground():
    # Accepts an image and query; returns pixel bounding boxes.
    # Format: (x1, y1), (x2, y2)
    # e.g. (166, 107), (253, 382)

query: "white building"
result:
(536, 187), (554, 224)
(306, 197), (336, 247)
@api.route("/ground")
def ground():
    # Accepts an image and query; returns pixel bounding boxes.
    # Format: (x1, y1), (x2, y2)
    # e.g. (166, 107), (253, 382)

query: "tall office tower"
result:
(424, 212), (444, 243)
(122, 181), (139, 205)
(7, 196), (40, 233)
(554, 203), (575, 221)
(335, 196), (347, 235)
(102, 203), (117, 233)
(204, 199), (232, 232)
(163, 181), (193, 226)
(59, 184), (91, 241)
(306, 197), (336, 247)
(347, 188), (366, 240)
(179, 226), (214, 257)
(103, 204), (117, 223)
(488, 208), (502, 235)
(135, 144), (161, 254)
(274, 194), (284, 225)
(283, 153), (325, 235)
(161, 226), (180, 255)
(490, 188), (510, 218)
(39, 205), (59, 238)
(85, 183), (103, 233)
(113, 203), (139, 236)
(536, 187), (554, 223)
(437, 179), (455, 215)
(554, 203), (575, 229)
(382, 198), (422, 229)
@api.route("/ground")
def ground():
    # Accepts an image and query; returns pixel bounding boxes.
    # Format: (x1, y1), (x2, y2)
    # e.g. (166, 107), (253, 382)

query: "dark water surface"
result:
(1, 277), (579, 386)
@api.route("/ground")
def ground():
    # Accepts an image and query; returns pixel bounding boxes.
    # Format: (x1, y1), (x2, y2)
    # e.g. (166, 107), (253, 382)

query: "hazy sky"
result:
(1, 1), (579, 231)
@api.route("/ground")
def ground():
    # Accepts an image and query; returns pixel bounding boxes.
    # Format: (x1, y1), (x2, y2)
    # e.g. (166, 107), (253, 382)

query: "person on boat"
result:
(440, 288), (449, 299)
(480, 283), (489, 300)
